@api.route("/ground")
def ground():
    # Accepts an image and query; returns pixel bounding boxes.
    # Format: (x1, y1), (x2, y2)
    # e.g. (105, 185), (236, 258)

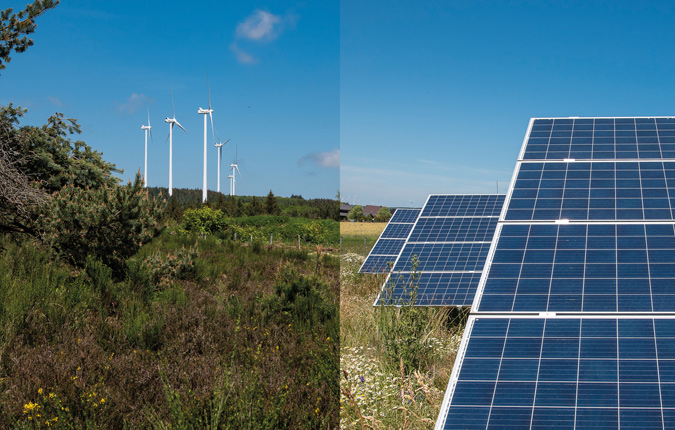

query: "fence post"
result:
(340, 237), (342, 253)
(250, 234), (252, 243)
(234, 232), (237, 242)
(298, 235), (301, 249)
(270, 234), (273, 245)
(363, 237), (367, 257)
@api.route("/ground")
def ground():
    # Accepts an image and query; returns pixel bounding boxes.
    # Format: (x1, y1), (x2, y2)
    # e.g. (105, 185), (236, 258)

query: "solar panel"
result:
(477, 222), (675, 313)
(441, 316), (675, 430)
(375, 195), (504, 306)
(436, 117), (675, 430)
(523, 117), (675, 161)
(507, 161), (675, 221)
(358, 209), (420, 274)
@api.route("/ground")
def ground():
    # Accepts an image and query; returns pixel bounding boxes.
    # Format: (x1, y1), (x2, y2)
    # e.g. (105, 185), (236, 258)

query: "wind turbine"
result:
(229, 144), (241, 196)
(141, 110), (152, 188)
(214, 131), (230, 194)
(198, 73), (215, 203)
(165, 86), (188, 197)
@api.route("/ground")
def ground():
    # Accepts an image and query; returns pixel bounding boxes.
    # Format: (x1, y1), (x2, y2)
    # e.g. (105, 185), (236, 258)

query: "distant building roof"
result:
(363, 205), (382, 218)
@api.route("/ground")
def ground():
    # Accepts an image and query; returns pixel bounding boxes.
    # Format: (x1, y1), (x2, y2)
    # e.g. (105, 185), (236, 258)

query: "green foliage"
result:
(374, 206), (392, 222)
(376, 256), (440, 373)
(142, 245), (198, 290)
(0, 0), (59, 72)
(40, 172), (165, 276)
(181, 207), (226, 234)
(265, 190), (281, 215)
(347, 205), (364, 221)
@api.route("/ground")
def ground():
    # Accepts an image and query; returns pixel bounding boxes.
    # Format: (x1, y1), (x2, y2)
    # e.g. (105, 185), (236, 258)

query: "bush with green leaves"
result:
(180, 206), (226, 234)
(40, 172), (165, 276)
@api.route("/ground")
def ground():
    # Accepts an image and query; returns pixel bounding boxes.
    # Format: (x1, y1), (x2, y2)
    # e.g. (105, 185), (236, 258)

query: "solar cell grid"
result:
(393, 242), (491, 272)
(443, 316), (675, 430)
(524, 117), (675, 161)
(390, 208), (421, 223)
(375, 272), (482, 306)
(359, 209), (420, 274)
(477, 223), (675, 313)
(422, 195), (505, 217)
(507, 161), (675, 221)
(379, 222), (414, 239)
(408, 217), (497, 242)
(359, 255), (397, 274)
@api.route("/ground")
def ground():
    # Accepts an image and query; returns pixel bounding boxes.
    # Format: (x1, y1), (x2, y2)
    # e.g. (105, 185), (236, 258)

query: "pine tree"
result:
(265, 190), (281, 215)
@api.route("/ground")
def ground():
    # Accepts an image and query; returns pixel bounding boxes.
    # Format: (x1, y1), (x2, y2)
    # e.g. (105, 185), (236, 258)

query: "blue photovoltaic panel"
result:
(506, 161), (675, 221)
(409, 217), (498, 242)
(380, 222), (414, 239)
(437, 117), (675, 430)
(477, 223), (675, 313)
(422, 195), (505, 217)
(359, 255), (398, 274)
(376, 272), (482, 306)
(390, 208), (421, 223)
(393, 242), (491, 272)
(369, 238), (406, 256)
(442, 316), (675, 430)
(359, 209), (420, 274)
(376, 195), (504, 306)
(523, 117), (675, 161)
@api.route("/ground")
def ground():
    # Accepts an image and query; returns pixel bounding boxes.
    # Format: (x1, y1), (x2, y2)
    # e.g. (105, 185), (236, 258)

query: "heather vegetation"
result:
(339, 222), (466, 429)
(0, 3), (339, 427)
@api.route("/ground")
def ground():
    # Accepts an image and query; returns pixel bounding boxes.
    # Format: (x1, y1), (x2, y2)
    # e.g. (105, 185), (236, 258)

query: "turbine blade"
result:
(147, 109), (151, 128)
(149, 127), (153, 142)
(165, 131), (170, 144)
(175, 121), (188, 134)
(209, 111), (215, 143)
(235, 165), (241, 178)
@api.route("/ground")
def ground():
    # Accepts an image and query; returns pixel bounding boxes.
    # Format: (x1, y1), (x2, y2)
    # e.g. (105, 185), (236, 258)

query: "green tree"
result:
(374, 206), (392, 222)
(41, 172), (165, 276)
(347, 205), (364, 222)
(1, 0), (59, 72)
(265, 190), (281, 215)
(246, 197), (264, 216)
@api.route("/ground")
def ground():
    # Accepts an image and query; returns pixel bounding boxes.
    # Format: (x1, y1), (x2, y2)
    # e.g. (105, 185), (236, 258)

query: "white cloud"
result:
(236, 10), (282, 41)
(299, 148), (339, 168)
(229, 43), (257, 64)
(117, 93), (151, 115)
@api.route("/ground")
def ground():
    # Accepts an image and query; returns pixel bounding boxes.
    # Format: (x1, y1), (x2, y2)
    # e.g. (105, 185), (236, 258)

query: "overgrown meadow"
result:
(339, 222), (466, 429)
(0, 220), (339, 429)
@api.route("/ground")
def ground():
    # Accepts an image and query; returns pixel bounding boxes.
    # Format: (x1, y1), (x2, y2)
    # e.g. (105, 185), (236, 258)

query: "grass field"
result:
(339, 221), (466, 429)
(340, 222), (387, 255)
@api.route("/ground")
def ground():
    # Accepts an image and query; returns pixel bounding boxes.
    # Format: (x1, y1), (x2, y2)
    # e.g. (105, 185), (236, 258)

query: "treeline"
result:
(147, 187), (339, 221)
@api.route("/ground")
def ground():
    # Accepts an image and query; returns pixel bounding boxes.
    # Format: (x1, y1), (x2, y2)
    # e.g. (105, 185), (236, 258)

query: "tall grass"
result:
(339, 250), (466, 429)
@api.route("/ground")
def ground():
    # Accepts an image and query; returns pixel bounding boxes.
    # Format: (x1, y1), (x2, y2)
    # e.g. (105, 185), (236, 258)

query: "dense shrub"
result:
(40, 172), (165, 276)
(181, 206), (226, 234)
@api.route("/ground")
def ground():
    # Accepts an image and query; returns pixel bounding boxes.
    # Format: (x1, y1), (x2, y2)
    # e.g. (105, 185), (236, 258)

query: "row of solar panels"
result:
(359, 117), (675, 429)
(436, 117), (675, 430)
(359, 194), (505, 306)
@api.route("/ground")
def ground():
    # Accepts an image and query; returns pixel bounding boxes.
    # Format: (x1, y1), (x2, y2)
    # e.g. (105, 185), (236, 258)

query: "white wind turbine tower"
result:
(164, 86), (188, 197)
(141, 110), (152, 188)
(214, 131), (230, 194)
(229, 144), (241, 196)
(198, 74), (215, 203)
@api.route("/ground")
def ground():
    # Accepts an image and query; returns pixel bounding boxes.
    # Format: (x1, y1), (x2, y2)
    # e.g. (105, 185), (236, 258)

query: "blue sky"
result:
(1, 1), (338, 200)
(341, 1), (675, 208)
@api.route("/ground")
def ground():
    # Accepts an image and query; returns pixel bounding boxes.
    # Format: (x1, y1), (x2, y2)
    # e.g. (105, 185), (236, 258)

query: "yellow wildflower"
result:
(23, 402), (39, 413)
(38, 388), (43, 395)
